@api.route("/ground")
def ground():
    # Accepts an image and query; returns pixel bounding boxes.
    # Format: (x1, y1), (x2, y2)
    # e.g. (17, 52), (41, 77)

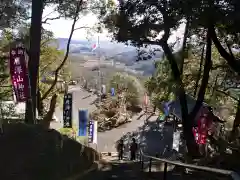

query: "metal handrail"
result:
(139, 149), (240, 180)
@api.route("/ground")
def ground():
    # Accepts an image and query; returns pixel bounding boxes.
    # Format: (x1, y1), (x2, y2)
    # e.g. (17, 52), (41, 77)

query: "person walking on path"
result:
(117, 139), (124, 160)
(130, 138), (138, 161)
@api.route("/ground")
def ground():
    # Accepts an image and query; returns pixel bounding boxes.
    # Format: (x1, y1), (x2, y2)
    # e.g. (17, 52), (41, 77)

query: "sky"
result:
(42, 6), (107, 41)
(42, 5), (185, 43)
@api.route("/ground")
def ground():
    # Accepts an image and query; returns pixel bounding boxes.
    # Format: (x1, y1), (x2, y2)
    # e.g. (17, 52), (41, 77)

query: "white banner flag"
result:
(93, 121), (98, 144)
(172, 131), (181, 152)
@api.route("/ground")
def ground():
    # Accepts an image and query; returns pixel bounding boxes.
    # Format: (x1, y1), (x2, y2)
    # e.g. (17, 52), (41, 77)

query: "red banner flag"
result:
(9, 47), (29, 102)
(143, 93), (149, 106)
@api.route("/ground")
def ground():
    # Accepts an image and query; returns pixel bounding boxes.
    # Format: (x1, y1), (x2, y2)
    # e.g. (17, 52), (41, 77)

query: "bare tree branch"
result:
(42, 10), (56, 19)
(223, 86), (240, 92)
(41, 0), (83, 101)
(74, 26), (91, 31)
(41, 39), (53, 47)
(216, 89), (238, 101)
(179, 19), (190, 74)
(211, 64), (228, 70)
(42, 16), (62, 24)
(40, 58), (59, 75)
(189, 26), (212, 119)
(210, 26), (240, 74)
(194, 44), (205, 97)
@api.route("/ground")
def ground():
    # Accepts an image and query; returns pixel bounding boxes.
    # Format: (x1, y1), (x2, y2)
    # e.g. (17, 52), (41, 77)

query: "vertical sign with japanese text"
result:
(63, 93), (72, 128)
(88, 120), (94, 143)
(9, 47), (28, 102)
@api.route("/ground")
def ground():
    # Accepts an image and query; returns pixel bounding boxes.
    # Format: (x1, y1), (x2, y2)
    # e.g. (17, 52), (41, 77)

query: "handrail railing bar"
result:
(140, 149), (240, 180)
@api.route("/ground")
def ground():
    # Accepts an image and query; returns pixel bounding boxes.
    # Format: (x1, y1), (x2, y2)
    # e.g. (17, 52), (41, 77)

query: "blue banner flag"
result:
(88, 120), (94, 143)
(163, 101), (172, 116)
(78, 109), (88, 136)
(111, 87), (115, 96)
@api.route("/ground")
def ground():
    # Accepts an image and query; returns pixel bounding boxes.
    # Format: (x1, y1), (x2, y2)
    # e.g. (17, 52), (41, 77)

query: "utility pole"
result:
(97, 36), (101, 105)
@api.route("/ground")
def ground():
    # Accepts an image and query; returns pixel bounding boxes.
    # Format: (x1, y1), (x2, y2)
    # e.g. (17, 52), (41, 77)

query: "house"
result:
(0, 101), (59, 122)
(168, 94), (225, 124)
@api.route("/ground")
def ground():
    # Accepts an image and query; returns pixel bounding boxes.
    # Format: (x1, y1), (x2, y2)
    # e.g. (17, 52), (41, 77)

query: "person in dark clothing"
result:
(130, 138), (138, 160)
(117, 139), (124, 160)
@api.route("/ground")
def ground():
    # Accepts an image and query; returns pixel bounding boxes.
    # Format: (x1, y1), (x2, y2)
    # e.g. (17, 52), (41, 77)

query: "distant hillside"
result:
(57, 38), (164, 76)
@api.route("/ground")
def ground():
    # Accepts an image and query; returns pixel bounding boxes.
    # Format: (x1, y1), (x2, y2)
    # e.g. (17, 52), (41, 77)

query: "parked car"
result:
(91, 66), (99, 71)
(69, 80), (77, 85)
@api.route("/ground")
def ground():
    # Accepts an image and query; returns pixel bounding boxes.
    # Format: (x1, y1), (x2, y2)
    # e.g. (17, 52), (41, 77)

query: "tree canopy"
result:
(101, 0), (240, 157)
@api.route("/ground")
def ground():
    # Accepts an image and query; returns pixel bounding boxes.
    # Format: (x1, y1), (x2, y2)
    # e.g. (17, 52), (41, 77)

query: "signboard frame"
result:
(78, 109), (88, 136)
(88, 120), (94, 143)
(63, 93), (73, 128)
(9, 47), (29, 102)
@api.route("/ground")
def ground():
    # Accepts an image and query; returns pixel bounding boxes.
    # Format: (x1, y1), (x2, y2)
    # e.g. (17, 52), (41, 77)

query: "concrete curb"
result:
(64, 162), (98, 180)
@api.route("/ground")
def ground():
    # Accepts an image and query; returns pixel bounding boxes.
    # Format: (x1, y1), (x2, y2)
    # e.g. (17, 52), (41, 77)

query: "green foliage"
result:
(0, 30), (15, 102)
(0, 0), (30, 29)
(109, 72), (144, 107)
(0, 25), (70, 102)
(145, 59), (175, 107)
(59, 126), (89, 146)
(59, 127), (77, 138)
(0, 25), (71, 123)
(144, 45), (237, 120)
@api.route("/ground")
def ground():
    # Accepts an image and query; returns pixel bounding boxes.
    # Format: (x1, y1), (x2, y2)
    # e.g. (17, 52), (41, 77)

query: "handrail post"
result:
(141, 156), (144, 171)
(139, 148), (240, 180)
(149, 158), (152, 173)
(163, 162), (168, 180)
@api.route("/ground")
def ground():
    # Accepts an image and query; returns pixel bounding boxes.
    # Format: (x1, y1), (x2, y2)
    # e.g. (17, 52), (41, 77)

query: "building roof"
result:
(169, 95), (225, 123)
(169, 94), (208, 120)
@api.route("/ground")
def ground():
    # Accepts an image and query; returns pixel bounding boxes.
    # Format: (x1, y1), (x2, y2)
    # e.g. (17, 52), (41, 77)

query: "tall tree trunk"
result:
(189, 27), (212, 121)
(210, 27), (240, 75)
(231, 101), (240, 141)
(179, 20), (190, 75)
(161, 41), (199, 158)
(37, 89), (44, 116)
(193, 45), (205, 97)
(41, 94), (57, 129)
(160, 26), (212, 158)
(25, 0), (44, 124)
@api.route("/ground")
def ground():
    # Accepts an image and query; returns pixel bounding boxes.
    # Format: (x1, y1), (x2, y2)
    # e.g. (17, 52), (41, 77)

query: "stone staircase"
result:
(79, 154), (237, 180)
(81, 158), (143, 180)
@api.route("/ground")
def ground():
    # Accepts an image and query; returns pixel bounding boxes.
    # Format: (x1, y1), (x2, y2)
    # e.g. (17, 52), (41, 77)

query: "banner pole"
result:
(23, 44), (35, 124)
(26, 62), (35, 124)
(0, 101), (4, 134)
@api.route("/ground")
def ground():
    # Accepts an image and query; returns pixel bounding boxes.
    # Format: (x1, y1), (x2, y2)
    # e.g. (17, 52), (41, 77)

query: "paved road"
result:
(51, 86), (174, 157)
(71, 87), (97, 128)
(50, 86), (97, 130)
(98, 113), (174, 158)
(97, 112), (158, 153)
